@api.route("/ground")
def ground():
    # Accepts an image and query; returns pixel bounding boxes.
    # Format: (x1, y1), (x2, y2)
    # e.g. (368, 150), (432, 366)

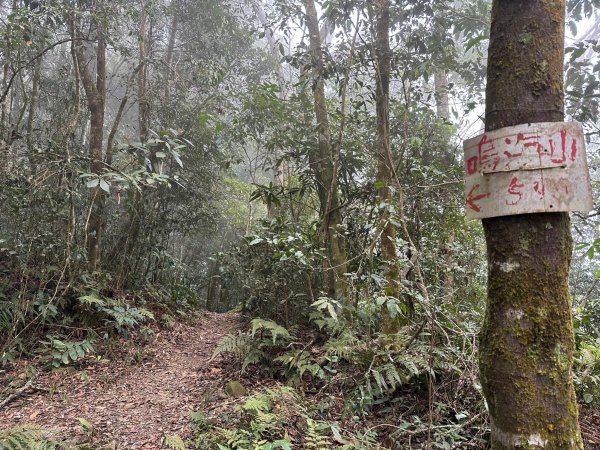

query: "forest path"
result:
(0, 311), (239, 449)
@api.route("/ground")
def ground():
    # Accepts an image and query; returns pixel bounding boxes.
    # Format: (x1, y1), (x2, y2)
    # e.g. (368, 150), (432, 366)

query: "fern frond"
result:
(78, 295), (106, 307)
(304, 418), (330, 450)
(212, 332), (253, 360)
(250, 319), (291, 344)
(242, 347), (268, 372)
(250, 411), (279, 435)
(0, 301), (15, 334)
(382, 362), (402, 390)
(0, 425), (56, 450)
(243, 393), (273, 414)
(162, 433), (188, 450)
(324, 331), (362, 361)
(135, 307), (155, 320)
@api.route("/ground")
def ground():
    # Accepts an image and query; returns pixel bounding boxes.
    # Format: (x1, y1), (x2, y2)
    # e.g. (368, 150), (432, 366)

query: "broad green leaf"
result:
(99, 179), (110, 193)
(78, 418), (93, 435)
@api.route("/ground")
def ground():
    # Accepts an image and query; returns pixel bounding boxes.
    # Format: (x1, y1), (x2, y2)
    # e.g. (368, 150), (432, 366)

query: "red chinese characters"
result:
(506, 177), (525, 205)
(467, 127), (578, 175)
(463, 122), (591, 219)
(478, 134), (500, 172)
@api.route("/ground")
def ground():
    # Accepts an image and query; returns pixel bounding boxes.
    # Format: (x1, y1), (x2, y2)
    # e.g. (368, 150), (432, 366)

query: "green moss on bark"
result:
(481, 0), (583, 447)
(481, 215), (582, 449)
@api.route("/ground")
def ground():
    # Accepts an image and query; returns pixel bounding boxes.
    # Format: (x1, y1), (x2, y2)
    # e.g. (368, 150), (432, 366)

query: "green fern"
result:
(242, 348), (269, 372)
(305, 418), (329, 450)
(162, 433), (188, 450)
(250, 319), (291, 344)
(574, 338), (600, 404)
(213, 323), (295, 373)
(243, 393), (273, 414)
(250, 411), (280, 436)
(222, 428), (252, 449)
(0, 425), (57, 450)
(190, 387), (356, 449)
(100, 305), (154, 336)
(78, 294), (106, 307)
(274, 349), (322, 380)
(323, 331), (362, 362)
(212, 332), (253, 359)
(0, 301), (15, 334)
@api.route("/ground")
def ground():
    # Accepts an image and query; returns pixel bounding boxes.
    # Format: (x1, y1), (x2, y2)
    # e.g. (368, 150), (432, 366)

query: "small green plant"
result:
(100, 304), (154, 337)
(162, 433), (188, 450)
(78, 294), (155, 337)
(0, 425), (58, 449)
(189, 410), (211, 433)
(188, 386), (388, 449)
(139, 326), (156, 343)
(212, 319), (293, 373)
(1, 347), (16, 366)
(162, 314), (177, 329)
(574, 337), (600, 406)
(274, 349), (323, 382)
(78, 417), (93, 436)
(42, 336), (94, 368)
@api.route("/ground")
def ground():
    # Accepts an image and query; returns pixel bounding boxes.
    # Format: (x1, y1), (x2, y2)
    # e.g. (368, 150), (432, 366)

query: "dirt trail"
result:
(0, 312), (239, 449)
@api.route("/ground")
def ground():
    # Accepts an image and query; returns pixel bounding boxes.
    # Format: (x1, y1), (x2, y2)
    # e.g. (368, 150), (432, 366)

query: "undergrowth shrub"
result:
(214, 219), (321, 324)
(0, 271), (201, 368)
(188, 386), (381, 450)
(212, 291), (488, 448)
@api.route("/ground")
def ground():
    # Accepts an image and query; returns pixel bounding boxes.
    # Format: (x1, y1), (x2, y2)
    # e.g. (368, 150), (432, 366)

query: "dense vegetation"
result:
(1, 0), (599, 448)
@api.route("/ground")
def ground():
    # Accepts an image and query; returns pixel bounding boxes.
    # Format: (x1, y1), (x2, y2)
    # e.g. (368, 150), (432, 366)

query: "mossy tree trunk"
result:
(138, 0), (151, 143)
(480, 0), (583, 448)
(373, 0), (404, 333)
(303, 0), (348, 301)
(74, 9), (107, 272)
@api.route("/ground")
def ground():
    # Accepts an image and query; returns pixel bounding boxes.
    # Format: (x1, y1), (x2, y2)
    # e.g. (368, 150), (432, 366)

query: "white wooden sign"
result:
(463, 122), (593, 220)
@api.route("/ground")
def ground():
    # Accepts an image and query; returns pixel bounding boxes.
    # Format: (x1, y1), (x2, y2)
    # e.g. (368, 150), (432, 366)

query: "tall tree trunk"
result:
(374, 0), (403, 333)
(255, 0), (289, 218)
(206, 259), (222, 312)
(254, 1), (288, 100)
(75, 12), (107, 272)
(302, 0), (347, 300)
(434, 70), (449, 120)
(164, 3), (179, 99)
(26, 56), (42, 173)
(1, 0), (17, 141)
(138, 0), (151, 142)
(434, 69), (455, 302)
(62, 35), (81, 271)
(480, 0), (583, 448)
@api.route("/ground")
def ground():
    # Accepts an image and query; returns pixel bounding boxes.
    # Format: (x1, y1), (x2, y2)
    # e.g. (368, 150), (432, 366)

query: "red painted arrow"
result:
(466, 184), (491, 212)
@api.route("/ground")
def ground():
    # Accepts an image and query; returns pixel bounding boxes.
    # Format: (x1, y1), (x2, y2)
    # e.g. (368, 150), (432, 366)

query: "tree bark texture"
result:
(434, 70), (449, 120)
(164, 2), (179, 98)
(138, 0), (151, 142)
(480, 0), (583, 448)
(75, 13), (107, 272)
(373, 0), (404, 333)
(26, 56), (42, 172)
(303, 0), (348, 300)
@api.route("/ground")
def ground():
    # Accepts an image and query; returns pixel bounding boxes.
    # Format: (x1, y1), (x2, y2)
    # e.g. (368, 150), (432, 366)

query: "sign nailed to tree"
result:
(463, 122), (594, 220)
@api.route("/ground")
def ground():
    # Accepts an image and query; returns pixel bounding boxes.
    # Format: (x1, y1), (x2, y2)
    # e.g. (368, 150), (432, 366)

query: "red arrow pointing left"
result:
(466, 184), (491, 212)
